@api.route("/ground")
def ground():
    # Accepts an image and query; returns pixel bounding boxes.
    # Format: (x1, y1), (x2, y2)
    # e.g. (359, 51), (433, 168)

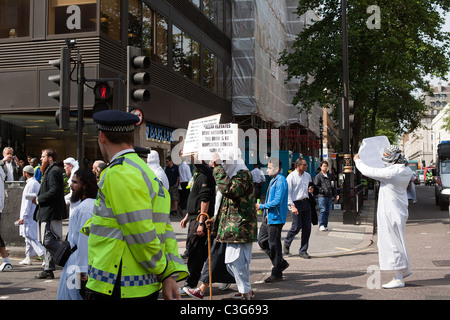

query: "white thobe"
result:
(19, 177), (44, 257)
(355, 159), (411, 272)
(0, 169), (4, 213)
(57, 198), (95, 300)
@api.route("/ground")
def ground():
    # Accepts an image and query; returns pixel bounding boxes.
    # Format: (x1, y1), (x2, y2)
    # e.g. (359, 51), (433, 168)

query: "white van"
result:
(435, 142), (450, 210)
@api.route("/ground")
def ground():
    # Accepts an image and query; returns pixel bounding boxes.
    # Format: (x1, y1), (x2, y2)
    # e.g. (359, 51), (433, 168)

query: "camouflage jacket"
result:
(211, 165), (258, 243)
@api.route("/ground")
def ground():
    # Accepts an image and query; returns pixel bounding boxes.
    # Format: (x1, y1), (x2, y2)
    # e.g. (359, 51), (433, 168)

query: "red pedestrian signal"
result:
(93, 81), (113, 113)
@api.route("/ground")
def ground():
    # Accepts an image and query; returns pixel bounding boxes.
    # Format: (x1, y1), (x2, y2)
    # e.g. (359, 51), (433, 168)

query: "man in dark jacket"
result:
(33, 148), (68, 279)
(314, 160), (339, 231)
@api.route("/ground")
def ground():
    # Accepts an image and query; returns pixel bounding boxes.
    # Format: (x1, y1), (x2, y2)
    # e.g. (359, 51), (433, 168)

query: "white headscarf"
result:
(221, 149), (248, 178)
(63, 157), (79, 186)
(147, 150), (170, 190)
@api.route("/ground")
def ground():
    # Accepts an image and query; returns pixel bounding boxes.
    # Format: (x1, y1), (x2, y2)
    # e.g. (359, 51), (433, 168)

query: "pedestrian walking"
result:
(92, 160), (106, 182)
(165, 156), (180, 214)
(184, 153), (258, 300)
(30, 157), (42, 183)
(33, 148), (68, 279)
(57, 169), (97, 300)
(83, 110), (188, 300)
(251, 163), (266, 200)
(354, 145), (412, 289)
(15, 165), (44, 265)
(314, 160), (339, 231)
(407, 169), (417, 203)
(179, 151), (193, 212)
(147, 150), (170, 190)
(284, 158), (314, 259)
(179, 161), (216, 295)
(0, 160), (12, 271)
(63, 157), (80, 216)
(256, 158), (289, 283)
(2, 147), (20, 181)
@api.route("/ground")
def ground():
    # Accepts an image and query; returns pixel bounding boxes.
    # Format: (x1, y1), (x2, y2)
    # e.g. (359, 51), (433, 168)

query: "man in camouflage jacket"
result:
(208, 156), (257, 300)
(210, 165), (258, 243)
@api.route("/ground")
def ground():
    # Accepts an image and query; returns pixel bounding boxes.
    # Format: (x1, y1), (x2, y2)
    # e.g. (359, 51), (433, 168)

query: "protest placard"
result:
(183, 114), (221, 155)
(358, 135), (390, 168)
(198, 123), (239, 161)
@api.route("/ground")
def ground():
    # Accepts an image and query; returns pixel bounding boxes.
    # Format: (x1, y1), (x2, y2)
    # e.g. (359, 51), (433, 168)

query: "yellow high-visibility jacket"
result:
(84, 152), (188, 298)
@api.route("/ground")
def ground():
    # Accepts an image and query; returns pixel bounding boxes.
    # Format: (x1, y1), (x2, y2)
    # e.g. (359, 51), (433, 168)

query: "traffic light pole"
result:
(77, 53), (84, 162)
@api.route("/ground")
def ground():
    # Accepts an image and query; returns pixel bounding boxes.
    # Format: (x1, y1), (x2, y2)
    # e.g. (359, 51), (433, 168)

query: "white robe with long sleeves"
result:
(0, 168), (5, 213)
(355, 159), (411, 272)
(19, 177), (44, 257)
(57, 198), (95, 300)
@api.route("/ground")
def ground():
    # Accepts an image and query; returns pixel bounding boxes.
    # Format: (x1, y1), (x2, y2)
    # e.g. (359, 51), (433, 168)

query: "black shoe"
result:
(281, 261), (290, 272)
(35, 270), (54, 279)
(264, 275), (283, 283)
(299, 252), (311, 259)
(283, 243), (290, 254)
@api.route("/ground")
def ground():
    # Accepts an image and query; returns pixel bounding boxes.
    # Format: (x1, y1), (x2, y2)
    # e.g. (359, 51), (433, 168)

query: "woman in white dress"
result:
(354, 145), (412, 289)
(57, 169), (97, 300)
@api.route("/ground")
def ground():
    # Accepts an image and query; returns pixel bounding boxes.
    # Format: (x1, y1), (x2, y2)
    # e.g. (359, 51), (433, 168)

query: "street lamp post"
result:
(319, 116), (324, 161)
(341, 0), (356, 224)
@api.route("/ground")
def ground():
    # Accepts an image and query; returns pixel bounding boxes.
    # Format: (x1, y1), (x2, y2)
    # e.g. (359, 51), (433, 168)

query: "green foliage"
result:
(279, 0), (450, 147)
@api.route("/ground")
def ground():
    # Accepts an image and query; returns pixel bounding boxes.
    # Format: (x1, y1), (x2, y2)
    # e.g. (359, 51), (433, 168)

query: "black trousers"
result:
(258, 219), (287, 277)
(284, 199), (311, 254)
(185, 219), (208, 288)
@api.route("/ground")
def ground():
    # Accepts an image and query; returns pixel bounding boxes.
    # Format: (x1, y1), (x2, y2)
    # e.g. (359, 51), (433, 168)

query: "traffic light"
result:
(348, 99), (355, 127)
(127, 46), (150, 109)
(49, 47), (71, 130)
(93, 81), (113, 114)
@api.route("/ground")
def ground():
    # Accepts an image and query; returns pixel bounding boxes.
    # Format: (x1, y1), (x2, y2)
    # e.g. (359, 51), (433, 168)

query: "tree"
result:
(279, 0), (450, 149)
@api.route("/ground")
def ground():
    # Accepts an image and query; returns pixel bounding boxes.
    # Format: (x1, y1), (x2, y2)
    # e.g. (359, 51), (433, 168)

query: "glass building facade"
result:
(0, 0), (232, 164)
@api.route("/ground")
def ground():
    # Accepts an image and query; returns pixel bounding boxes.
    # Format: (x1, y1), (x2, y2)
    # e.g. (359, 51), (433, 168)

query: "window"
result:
(128, 0), (142, 47)
(225, 63), (232, 100)
(216, 57), (224, 96)
(203, 47), (215, 91)
(191, 0), (200, 8)
(101, 0), (121, 42)
(0, 0), (30, 39)
(155, 13), (168, 66)
(48, 0), (97, 35)
(191, 40), (201, 83)
(142, 3), (153, 58)
(172, 25), (200, 82)
(172, 25), (183, 73)
(203, 0), (215, 21)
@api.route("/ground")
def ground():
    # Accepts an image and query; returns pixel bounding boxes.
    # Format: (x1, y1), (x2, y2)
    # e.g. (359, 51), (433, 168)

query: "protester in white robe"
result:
(57, 169), (97, 300)
(354, 145), (412, 289)
(406, 168), (417, 203)
(147, 150), (170, 190)
(63, 157), (80, 216)
(16, 166), (44, 264)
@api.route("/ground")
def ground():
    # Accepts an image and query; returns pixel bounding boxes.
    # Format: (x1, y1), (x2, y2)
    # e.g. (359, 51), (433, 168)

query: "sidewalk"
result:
(7, 191), (376, 261)
(173, 190), (376, 258)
